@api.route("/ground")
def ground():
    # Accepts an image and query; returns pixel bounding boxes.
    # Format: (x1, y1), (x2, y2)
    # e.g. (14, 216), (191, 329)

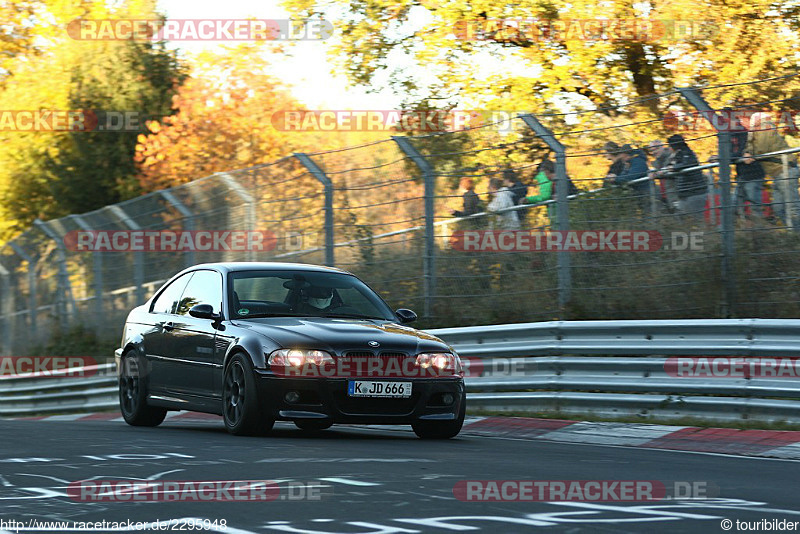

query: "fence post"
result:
(677, 88), (735, 317)
(33, 219), (75, 325)
(0, 260), (12, 355)
(520, 114), (572, 316)
(160, 190), (196, 268)
(67, 215), (103, 333)
(106, 206), (145, 306)
(217, 172), (256, 262)
(391, 136), (436, 319)
(294, 153), (335, 267)
(8, 242), (37, 339)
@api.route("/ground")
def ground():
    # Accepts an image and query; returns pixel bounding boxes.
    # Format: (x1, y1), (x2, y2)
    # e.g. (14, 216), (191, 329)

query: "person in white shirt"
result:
(487, 177), (520, 230)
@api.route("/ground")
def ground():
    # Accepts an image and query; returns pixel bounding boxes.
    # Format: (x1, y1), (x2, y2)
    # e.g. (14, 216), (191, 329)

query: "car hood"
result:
(231, 317), (450, 355)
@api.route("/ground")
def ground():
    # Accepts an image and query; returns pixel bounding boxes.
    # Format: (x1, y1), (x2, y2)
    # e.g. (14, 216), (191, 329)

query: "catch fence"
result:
(2, 75), (800, 354)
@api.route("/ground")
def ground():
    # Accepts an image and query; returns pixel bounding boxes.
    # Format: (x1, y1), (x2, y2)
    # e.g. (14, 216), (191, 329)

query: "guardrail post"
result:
(106, 206), (145, 306)
(0, 260), (12, 356)
(391, 136), (436, 319)
(217, 172), (256, 262)
(520, 114), (572, 316)
(677, 88), (735, 317)
(294, 153), (335, 267)
(160, 190), (196, 268)
(67, 215), (103, 332)
(33, 219), (75, 325)
(8, 242), (37, 339)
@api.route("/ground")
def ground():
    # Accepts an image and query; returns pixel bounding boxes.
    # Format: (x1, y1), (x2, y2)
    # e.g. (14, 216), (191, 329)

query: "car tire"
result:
(223, 353), (275, 436)
(294, 419), (333, 431)
(119, 350), (167, 427)
(412, 395), (466, 439)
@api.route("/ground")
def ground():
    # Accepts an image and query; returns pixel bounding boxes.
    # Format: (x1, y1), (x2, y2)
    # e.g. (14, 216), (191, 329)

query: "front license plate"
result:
(348, 381), (412, 398)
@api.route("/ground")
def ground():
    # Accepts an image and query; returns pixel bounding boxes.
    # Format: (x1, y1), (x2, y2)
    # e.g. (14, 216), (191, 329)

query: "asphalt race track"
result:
(1, 418), (799, 533)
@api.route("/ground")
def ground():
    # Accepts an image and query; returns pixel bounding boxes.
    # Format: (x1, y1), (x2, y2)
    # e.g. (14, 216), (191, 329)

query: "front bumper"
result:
(254, 371), (465, 425)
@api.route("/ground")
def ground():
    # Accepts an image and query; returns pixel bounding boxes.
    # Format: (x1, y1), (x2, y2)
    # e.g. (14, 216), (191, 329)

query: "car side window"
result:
(175, 270), (223, 316)
(151, 273), (192, 315)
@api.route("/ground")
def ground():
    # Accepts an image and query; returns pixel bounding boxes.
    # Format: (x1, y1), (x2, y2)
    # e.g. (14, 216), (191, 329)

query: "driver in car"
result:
(299, 286), (336, 314)
(304, 286), (333, 311)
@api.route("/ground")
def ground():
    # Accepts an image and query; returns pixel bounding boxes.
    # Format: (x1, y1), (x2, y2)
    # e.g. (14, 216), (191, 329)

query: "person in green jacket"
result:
(520, 160), (555, 224)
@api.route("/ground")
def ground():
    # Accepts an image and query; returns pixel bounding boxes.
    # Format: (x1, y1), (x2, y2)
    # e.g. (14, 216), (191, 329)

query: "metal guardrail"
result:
(0, 363), (117, 416)
(1, 320), (799, 423)
(436, 319), (800, 357)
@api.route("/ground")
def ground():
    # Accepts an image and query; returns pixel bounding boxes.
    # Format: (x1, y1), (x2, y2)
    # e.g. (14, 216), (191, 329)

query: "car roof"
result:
(182, 262), (353, 276)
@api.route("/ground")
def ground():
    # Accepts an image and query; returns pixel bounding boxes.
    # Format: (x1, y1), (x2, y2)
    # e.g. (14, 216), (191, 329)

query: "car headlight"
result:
(415, 352), (462, 374)
(268, 349), (334, 368)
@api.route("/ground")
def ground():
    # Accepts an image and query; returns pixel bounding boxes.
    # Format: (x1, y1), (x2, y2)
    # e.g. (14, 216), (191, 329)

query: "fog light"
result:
(285, 391), (301, 403)
(442, 393), (454, 405)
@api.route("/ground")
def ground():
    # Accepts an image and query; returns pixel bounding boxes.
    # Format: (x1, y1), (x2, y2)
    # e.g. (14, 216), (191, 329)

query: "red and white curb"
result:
(463, 417), (800, 459)
(15, 411), (221, 423)
(9, 413), (800, 460)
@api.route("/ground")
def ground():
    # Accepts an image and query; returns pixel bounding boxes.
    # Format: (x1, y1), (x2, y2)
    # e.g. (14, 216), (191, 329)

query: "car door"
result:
(143, 272), (193, 394)
(164, 269), (224, 398)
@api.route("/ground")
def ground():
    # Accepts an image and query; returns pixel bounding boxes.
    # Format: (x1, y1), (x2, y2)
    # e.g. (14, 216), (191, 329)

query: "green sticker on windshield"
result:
(238, 308), (249, 315)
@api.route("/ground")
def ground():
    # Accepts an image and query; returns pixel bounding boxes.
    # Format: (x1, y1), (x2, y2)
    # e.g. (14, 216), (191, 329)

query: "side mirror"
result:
(189, 303), (220, 320)
(395, 308), (417, 324)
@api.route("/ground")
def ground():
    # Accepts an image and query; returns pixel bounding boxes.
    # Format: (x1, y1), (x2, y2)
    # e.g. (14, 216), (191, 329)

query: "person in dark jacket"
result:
(450, 177), (483, 230)
(503, 169), (528, 205)
(727, 108), (766, 219)
(503, 168), (528, 227)
(603, 141), (626, 186)
(648, 140), (677, 212)
(451, 178), (481, 217)
(665, 134), (708, 218)
(613, 144), (652, 211)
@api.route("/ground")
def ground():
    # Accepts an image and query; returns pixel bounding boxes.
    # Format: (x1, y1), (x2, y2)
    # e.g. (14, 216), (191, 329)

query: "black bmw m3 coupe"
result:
(115, 262), (466, 438)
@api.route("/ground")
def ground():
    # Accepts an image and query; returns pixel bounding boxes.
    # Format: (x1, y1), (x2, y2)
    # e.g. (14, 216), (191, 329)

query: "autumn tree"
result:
(134, 45), (311, 191)
(282, 0), (800, 119)
(0, 0), (44, 84)
(0, 0), (184, 239)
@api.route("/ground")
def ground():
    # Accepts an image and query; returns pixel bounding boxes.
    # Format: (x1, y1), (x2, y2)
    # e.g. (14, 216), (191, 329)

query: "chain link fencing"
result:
(2, 77), (800, 355)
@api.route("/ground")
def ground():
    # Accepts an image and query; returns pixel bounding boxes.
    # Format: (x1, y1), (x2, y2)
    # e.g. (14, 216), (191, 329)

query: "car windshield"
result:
(229, 270), (396, 321)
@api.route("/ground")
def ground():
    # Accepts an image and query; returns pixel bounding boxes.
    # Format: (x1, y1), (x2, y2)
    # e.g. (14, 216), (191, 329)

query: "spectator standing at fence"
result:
(520, 159), (555, 225)
(451, 178), (482, 217)
(612, 144), (652, 211)
(648, 140), (678, 212)
(487, 177), (521, 230)
(744, 112), (800, 229)
(503, 169), (528, 205)
(603, 142), (626, 186)
(450, 177), (484, 230)
(503, 168), (528, 227)
(665, 134), (708, 218)
(728, 108), (766, 220)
